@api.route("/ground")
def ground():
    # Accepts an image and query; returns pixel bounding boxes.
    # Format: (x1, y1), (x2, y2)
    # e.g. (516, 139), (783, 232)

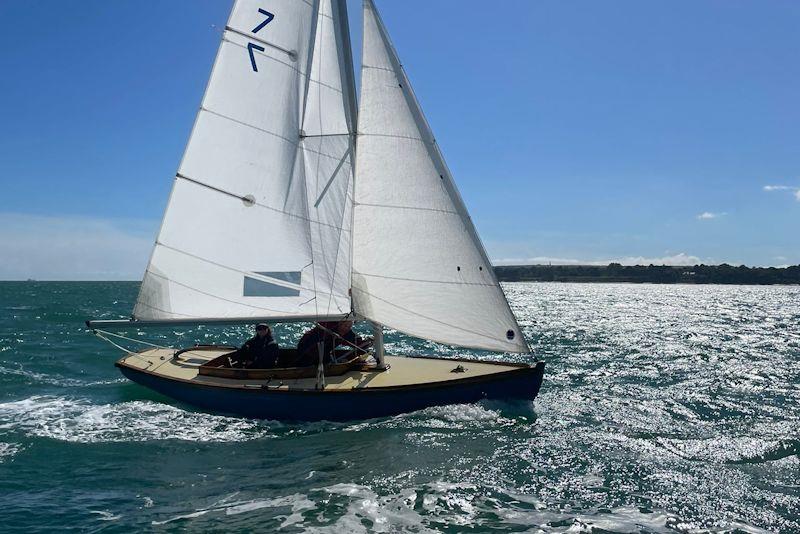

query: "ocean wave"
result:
(0, 396), (278, 443)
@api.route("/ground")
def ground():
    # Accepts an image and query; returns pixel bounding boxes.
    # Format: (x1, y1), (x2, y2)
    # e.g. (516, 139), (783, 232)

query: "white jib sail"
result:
(134, 0), (357, 322)
(352, 0), (529, 353)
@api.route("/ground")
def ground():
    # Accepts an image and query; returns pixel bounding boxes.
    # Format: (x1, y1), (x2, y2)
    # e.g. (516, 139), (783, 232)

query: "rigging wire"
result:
(88, 328), (173, 366)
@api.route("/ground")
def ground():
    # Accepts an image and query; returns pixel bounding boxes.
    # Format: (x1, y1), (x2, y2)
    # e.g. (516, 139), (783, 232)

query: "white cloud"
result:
(763, 185), (793, 191)
(494, 252), (702, 266)
(696, 211), (725, 220)
(763, 184), (800, 201)
(0, 213), (156, 280)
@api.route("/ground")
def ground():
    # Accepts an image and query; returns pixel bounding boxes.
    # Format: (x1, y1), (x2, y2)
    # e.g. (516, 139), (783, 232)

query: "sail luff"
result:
(352, 0), (529, 353)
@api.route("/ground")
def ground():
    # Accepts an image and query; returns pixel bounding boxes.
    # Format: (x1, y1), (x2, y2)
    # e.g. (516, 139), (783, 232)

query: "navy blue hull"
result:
(117, 361), (545, 421)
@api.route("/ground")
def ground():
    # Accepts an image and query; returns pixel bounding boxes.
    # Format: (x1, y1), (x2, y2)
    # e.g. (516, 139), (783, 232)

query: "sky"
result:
(0, 0), (798, 280)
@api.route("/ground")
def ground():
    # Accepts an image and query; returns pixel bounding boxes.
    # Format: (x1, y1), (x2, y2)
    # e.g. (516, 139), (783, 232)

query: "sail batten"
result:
(351, 0), (529, 353)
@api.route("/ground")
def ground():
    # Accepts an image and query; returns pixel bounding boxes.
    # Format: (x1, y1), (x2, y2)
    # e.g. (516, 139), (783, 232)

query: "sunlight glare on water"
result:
(0, 281), (797, 532)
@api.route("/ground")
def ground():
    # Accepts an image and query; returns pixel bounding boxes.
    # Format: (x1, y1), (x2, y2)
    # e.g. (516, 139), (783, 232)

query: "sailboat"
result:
(87, 0), (544, 421)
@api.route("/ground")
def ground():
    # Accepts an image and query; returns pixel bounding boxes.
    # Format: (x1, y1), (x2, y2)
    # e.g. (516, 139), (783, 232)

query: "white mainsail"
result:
(351, 0), (528, 353)
(134, 0), (357, 321)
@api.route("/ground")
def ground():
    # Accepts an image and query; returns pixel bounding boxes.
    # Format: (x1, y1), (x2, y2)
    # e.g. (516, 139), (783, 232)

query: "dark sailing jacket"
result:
(239, 334), (279, 368)
(295, 327), (359, 367)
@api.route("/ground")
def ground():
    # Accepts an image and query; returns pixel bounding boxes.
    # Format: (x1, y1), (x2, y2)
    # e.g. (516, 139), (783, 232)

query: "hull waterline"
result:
(115, 349), (544, 422)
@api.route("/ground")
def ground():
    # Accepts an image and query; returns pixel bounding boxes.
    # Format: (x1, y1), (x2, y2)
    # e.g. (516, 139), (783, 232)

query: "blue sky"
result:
(0, 0), (798, 279)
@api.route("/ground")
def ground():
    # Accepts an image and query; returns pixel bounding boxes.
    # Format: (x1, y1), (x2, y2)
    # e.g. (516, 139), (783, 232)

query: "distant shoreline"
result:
(494, 263), (800, 285)
(4, 263), (800, 285)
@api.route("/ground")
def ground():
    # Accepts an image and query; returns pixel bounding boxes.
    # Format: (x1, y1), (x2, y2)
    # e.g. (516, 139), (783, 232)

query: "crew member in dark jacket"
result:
(236, 323), (279, 368)
(295, 321), (370, 367)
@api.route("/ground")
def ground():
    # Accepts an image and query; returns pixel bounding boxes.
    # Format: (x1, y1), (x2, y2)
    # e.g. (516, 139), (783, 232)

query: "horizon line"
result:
(3, 262), (798, 282)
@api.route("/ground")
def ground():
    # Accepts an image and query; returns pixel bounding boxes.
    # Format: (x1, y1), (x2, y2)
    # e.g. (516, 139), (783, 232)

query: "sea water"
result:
(0, 281), (797, 532)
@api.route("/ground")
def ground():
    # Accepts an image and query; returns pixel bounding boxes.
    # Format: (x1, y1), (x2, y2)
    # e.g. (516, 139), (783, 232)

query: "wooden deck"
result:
(117, 347), (530, 392)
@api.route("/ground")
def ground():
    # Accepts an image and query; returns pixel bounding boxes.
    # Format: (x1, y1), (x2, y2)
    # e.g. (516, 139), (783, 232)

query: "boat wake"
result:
(0, 364), (125, 388)
(146, 481), (748, 533)
(0, 396), (278, 443)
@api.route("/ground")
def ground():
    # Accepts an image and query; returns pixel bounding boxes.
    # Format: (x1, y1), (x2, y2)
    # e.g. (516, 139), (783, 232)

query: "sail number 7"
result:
(248, 8), (275, 72)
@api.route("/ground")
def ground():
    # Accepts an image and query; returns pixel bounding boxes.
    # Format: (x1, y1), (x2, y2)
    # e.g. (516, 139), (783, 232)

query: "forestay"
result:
(134, 0), (356, 322)
(351, 0), (528, 353)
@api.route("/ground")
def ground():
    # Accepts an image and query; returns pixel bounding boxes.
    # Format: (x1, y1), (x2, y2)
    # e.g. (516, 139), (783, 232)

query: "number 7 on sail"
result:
(252, 8), (275, 33)
(248, 8), (274, 72)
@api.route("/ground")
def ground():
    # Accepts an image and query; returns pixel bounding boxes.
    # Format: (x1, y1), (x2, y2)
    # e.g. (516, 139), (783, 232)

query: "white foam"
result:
(0, 396), (277, 443)
(150, 493), (315, 527)
(0, 442), (22, 462)
(0, 365), (125, 387)
(136, 479), (776, 533)
(306, 483), (439, 534)
(151, 509), (211, 525)
(89, 510), (121, 522)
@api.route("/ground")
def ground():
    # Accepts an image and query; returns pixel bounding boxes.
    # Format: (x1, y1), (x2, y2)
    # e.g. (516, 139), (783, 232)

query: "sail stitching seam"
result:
(200, 108), (349, 162)
(355, 202), (459, 215)
(360, 132), (433, 143)
(354, 271), (497, 287)
(361, 64), (395, 73)
(307, 77), (344, 95)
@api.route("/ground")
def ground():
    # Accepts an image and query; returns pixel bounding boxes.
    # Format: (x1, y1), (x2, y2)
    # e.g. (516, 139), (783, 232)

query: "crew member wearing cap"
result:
(235, 323), (279, 368)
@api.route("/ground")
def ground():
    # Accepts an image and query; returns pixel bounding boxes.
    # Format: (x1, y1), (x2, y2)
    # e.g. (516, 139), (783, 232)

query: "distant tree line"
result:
(494, 263), (800, 285)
